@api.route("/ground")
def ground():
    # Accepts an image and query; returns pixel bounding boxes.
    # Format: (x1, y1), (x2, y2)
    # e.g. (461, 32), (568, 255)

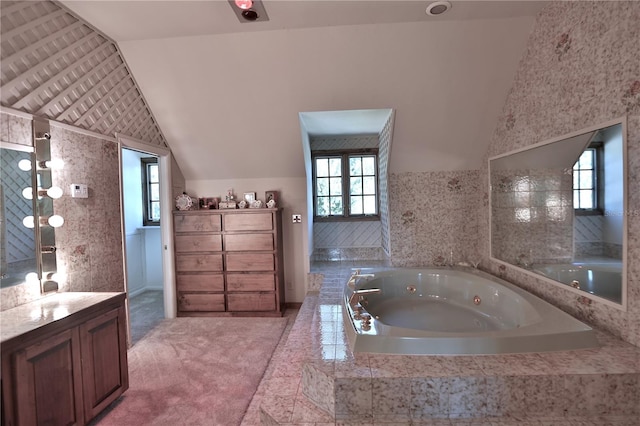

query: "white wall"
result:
(122, 148), (163, 296)
(602, 125), (624, 245)
(186, 177), (308, 302)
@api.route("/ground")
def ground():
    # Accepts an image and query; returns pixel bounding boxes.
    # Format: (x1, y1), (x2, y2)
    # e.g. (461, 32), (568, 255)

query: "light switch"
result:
(70, 183), (88, 198)
(292, 214), (302, 223)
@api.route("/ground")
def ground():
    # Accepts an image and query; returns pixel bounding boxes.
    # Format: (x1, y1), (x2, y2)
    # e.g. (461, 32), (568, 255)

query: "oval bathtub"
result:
(343, 268), (599, 355)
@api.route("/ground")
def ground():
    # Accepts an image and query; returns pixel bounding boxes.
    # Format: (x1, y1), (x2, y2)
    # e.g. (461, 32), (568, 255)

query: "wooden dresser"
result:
(1, 292), (128, 426)
(173, 208), (285, 316)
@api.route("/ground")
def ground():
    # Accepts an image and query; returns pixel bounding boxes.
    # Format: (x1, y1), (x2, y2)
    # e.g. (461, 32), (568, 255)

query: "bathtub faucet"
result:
(349, 288), (382, 307)
(347, 269), (375, 289)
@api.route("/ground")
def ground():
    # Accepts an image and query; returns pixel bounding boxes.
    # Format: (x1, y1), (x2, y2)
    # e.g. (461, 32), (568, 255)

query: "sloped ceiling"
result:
(58, 1), (547, 180)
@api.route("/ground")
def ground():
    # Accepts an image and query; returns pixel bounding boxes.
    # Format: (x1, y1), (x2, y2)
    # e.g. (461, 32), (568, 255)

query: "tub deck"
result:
(254, 262), (640, 425)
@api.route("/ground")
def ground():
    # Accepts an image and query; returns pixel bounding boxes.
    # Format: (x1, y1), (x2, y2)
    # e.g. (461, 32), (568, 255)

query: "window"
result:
(573, 143), (602, 215)
(313, 151), (378, 220)
(142, 157), (160, 225)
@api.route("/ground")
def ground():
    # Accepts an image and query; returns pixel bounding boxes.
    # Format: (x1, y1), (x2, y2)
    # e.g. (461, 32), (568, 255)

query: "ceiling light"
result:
(426, 1), (452, 16)
(234, 0), (253, 10)
(228, 0), (269, 23)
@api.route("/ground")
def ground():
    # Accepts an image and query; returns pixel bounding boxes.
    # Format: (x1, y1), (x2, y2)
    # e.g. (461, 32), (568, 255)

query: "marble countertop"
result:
(1, 292), (125, 343)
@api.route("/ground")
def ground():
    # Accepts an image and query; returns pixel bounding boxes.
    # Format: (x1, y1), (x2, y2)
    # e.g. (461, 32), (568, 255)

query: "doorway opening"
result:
(122, 148), (164, 344)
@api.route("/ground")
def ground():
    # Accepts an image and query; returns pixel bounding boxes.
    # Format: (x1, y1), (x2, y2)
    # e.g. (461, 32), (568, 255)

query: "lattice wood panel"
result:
(0, 0), (167, 147)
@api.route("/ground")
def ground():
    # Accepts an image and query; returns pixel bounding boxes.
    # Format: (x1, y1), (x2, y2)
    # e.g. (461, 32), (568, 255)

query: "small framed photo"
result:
(265, 191), (278, 207)
(244, 192), (256, 203)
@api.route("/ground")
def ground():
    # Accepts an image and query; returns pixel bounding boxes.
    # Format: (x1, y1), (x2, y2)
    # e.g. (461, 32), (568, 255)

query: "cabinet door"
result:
(224, 233), (273, 251)
(224, 213), (273, 231)
(174, 213), (221, 232)
(79, 306), (129, 422)
(13, 328), (85, 426)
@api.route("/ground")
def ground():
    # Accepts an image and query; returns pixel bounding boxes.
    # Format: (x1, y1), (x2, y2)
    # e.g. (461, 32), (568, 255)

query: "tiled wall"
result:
(491, 168), (573, 266)
(388, 170), (481, 267)
(481, 1), (640, 347)
(378, 113), (393, 256)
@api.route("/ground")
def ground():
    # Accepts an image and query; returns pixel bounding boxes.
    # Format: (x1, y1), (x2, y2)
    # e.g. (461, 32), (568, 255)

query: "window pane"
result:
(329, 177), (342, 195)
(151, 201), (161, 221)
(349, 157), (361, 176)
(573, 171), (580, 189)
(330, 196), (343, 215)
(350, 177), (362, 195)
(363, 176), (376, 194)
(150, 183), (160, 201)
(329, 158), (342, 176)
(578, 151), (594, 169)
(317, 177), (329, 196)
(149, 164), (159, 182)
(350, 196), (363, 214)
(579, 171), (593, 189)
(362, 156), (375, 175)
(317, 197), (329, 216)
(316, 158), (329, 177)
(363, 195), (376, 214)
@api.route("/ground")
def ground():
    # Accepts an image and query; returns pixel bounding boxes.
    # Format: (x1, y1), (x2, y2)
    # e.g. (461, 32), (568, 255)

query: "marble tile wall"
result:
(480, 1), (640, 347)
(388, 170), (482, 267)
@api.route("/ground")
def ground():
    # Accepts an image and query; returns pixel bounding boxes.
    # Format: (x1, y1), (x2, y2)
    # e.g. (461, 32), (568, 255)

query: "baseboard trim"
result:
(285, 302), (303, 309)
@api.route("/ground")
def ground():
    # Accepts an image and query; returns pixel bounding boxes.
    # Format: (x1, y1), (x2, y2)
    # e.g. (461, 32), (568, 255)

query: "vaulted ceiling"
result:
(57, 1), (547, 180)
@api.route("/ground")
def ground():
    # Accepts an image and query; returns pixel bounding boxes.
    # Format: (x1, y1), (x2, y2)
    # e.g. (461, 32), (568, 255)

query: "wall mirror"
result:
(489, 117), (627, 309)
(0, 142), (38, 288)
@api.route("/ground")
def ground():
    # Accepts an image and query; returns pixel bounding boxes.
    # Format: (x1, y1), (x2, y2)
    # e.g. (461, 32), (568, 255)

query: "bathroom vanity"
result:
(173, 208), (285, 316)
(1, 292), (128, 426)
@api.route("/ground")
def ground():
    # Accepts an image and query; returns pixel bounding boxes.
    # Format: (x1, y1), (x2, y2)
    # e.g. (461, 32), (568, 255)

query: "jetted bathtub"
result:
(343, 268), (599, 355)
(533, 263), (622, 304)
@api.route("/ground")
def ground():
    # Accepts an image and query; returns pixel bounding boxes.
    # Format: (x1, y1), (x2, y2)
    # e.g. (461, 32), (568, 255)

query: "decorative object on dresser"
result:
(1, 292), (128, 426)
(176, 192), (198, 211)
(199, 197), (219, 210)
(173, 208), (285, 316)
(265, 190), (278, 207)
(243, 192), (256, 203)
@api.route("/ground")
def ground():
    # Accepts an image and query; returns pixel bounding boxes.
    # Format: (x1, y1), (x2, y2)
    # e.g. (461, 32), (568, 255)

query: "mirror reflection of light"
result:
(22, 216), (35, 228)
(25, 272), (39, 283)
(22, 187), (33, 200)
(18, 159), (32, 171)
(514, 208), (531, 222)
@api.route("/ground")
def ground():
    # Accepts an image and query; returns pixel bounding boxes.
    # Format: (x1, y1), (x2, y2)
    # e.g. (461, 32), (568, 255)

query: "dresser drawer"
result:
(174, 213), (222, 233)
(226, 274), (275, 292)
(175, 235), (222, 252)
(224, 213), (273, 231)
(176, 274), (224, 292)
(227, 293), (276, 312)
(178, 293), (225, 312)
(226, 253), (274, 271)
(176, 254), (223, 272)
(224, 233), (273, 251)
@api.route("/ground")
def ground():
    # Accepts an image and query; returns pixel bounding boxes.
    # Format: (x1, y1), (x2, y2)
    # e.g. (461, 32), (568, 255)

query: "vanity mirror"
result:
(489, 117), (627, 308)
(0, 142), (38, 288)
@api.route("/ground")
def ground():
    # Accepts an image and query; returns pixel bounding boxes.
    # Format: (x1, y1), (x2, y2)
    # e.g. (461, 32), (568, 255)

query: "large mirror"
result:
(0, 142), (38, 288)
(489, 117), (626, 308)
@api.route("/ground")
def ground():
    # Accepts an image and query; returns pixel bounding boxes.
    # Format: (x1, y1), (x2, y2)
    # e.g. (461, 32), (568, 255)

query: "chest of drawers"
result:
(173, 209), (284, 316)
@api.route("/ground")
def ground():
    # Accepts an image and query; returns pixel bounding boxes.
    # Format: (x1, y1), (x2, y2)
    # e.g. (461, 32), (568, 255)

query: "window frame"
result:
(573, 142), (604, 216)
(312, 149), (379, 222)
(141, 157), (160, 226)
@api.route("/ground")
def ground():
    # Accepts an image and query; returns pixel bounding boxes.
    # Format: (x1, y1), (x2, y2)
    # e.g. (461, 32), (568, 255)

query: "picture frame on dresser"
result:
(265, 191), (278, 205)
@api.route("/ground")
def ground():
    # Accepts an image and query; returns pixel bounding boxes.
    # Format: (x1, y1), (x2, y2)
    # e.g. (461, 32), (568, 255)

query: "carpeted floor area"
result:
(91, 316), (288, 426)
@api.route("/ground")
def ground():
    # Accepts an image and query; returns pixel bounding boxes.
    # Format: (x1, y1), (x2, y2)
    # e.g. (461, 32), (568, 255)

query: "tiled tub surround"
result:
(259, 263), (640, 424)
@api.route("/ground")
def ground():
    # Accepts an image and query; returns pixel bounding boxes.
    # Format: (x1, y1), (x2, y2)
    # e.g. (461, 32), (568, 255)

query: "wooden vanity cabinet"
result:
(1, 293), (128, 426)
(174, 209), (285, 316)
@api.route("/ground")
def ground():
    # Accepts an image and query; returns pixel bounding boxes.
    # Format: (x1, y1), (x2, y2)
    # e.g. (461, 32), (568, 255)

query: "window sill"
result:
(314, 216), (380, 223)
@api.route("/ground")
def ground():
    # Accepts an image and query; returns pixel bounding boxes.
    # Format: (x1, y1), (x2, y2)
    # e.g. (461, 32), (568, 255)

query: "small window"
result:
(142, 157), (160, 225)
(573, 143), (602, 215)
(313, 151), (378, 220)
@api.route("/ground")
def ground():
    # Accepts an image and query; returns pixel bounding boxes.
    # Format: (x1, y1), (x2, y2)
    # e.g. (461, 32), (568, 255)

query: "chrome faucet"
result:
(349, 288), (381, 307)
(347, 269), (375, 289)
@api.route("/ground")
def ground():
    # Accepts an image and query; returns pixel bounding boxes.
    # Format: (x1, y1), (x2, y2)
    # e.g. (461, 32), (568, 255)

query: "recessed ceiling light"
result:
(426, 1), (452, 16)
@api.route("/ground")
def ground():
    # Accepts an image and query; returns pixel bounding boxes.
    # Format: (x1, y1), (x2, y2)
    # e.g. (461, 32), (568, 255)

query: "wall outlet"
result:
(292, 214), (302, 223)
